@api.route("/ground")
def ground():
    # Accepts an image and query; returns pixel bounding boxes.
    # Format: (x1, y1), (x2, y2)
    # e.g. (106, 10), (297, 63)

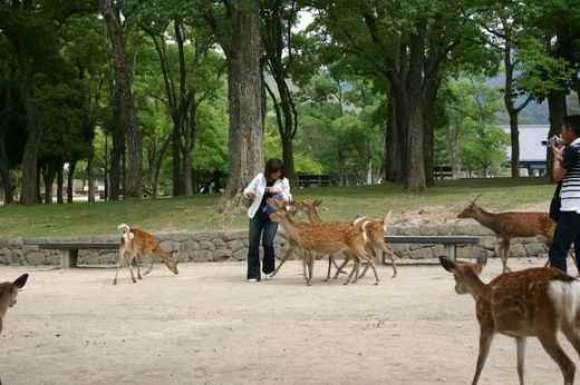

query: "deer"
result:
(440, 254), (580, 385)
(296, 200), (398, 280)
(0, 274), (28, 334)
(114, 224), (179, 285)
(458, 195), (557, 273)
(269, 207), (379, 285)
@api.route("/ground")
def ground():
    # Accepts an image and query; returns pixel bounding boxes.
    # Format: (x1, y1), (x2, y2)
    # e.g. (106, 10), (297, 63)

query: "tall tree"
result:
(202, 1), (263, 202)
(261, 0), (299, 183)
(100, 0), (143, 199)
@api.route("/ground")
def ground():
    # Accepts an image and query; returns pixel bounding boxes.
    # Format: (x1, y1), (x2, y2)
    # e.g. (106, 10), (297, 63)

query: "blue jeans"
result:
(247, 212), (278, 280)
(549, 211), (580, 273)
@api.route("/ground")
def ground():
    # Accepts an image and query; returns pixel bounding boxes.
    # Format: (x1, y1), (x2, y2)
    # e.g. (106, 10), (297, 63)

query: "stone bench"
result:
(37, 242), (118, 268)
(384, 235), (480, 264)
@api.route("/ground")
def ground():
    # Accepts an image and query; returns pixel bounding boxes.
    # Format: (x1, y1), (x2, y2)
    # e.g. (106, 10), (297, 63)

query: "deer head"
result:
(439, 254), (487, 295)
(269, 207), (289, 223)
(164, 251), (179, 275)
(0, 274), (29, 310)
(457, 195), (482, 219)
(117, 223), (134, 241)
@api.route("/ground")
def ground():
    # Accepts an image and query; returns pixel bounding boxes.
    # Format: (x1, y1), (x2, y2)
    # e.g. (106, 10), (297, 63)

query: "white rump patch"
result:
(383, 211), (392, 232)
(353, 216), (368, 227)
(548, 280), (580, 326)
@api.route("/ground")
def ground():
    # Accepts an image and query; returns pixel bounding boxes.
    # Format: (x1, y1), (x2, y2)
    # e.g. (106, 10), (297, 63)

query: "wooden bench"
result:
(37, 242), (118, 269)
(384, 235), (480, 264)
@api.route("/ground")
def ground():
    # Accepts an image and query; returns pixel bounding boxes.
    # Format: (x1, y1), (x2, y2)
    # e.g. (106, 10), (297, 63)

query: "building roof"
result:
(501, 124), (549, 163)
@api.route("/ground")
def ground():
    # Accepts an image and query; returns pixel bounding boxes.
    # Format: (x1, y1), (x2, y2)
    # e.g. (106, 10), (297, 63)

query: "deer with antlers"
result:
(440, 255), (580, 385)
(269, 206), (379, 285)
(0, 274), (28, 334)
(458, 195), (557, 273)
(114, 224), (179, 285)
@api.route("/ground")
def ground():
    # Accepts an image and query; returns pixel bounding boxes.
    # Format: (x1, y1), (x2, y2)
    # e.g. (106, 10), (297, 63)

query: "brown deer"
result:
(114, 224), (179, 285)
(269, 207), (378, 285)
(297, 200), (398, 280)
(440, 255), (580, 385)
(0, 274), (28, 334)
(356, 216), (398, 278)
(458, 195), (556, 273)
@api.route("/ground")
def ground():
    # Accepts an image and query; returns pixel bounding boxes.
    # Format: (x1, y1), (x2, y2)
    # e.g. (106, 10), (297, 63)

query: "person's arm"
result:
(553, 145), (568, 182)
(279, 178), (292, 203)
(243, 174), (261, 198)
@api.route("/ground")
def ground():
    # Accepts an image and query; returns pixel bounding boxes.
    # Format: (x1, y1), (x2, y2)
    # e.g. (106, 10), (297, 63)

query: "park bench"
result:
(37, 242), (118, 269)
(383, 235), (480, 264)
(433, 166), (453, 180)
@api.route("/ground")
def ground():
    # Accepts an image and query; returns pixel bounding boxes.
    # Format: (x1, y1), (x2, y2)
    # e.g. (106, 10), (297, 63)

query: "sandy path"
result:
(0, 259), (574, 385)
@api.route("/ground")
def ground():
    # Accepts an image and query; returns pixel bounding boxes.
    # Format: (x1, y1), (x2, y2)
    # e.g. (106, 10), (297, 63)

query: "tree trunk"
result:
(222, 6), (263, 201)
(509, 111), (520, 177)
(386, 87), (407, 183)
(110, 122), (123, 200)
(67, 160), (77, 203)
(0, 136), (13, 204)
(406, 100), (426, 191)
(56, 164), (64, 204)
(423, 96), (435, 187)
(172, 129), (184, 196)
(183, 113), (195, 197)
(547, 90), (568, 181)
(20, 90), (41, 205)
(100, 0), (142, 199)
(42, 165), (56, 205)
(87, 152), (95, 203)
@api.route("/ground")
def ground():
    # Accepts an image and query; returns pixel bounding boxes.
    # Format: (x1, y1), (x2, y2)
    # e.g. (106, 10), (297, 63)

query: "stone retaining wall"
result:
(0, 221), (549, 266)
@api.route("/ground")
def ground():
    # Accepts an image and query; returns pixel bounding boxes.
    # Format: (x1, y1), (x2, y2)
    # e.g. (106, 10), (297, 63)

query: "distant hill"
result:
(486, 74), (579, 125)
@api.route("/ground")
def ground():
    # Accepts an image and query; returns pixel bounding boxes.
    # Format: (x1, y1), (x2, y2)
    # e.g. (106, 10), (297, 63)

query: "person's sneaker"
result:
(262, 272), (274, 281)
(247, 278), (259, 283)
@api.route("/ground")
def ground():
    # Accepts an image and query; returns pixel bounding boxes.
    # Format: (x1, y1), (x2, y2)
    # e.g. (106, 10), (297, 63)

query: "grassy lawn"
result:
(0, 178), (556, 238)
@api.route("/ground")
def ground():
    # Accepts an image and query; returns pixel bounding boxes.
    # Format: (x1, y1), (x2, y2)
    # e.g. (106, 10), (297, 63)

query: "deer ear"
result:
(313, 199), (322, 207)
(13, 273), (29, 289)
(439, 256), (456, 272)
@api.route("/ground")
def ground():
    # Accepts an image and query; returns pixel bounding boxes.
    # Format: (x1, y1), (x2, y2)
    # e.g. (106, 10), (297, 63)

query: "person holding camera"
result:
(242, 159), (291, 282)
(549, 115), (580, 273)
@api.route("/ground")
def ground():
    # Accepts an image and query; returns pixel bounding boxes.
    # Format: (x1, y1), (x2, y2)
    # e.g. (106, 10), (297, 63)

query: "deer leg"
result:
(143, 254), (155, 276)
(113, 249), (124, 285)
(516, 337), (526, 385)
(538, 332), (575, 385)
(306, 254), (314, 286)
(271, 246), (294, 277)
(135, 256), (143, 280)
(344, 259), (359, 285)
(500, 238), (511, 273)
(384, 244), (398, 278)
(325, 256), (333, 282)
(127, 253), (137, 284)
(471, 327), (494, 385)
(333, 258), (349, 280)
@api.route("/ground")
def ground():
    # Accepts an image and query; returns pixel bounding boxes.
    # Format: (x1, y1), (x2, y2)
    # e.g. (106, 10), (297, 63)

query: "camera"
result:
(541, 136), (564, 147)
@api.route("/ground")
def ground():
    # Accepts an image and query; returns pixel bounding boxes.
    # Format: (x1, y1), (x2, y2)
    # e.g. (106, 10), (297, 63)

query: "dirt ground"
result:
(0, 258), (576, 385)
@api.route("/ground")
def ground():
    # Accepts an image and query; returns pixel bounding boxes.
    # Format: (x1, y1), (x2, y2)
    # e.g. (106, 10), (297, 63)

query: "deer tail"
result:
(548, 277), (580, 329)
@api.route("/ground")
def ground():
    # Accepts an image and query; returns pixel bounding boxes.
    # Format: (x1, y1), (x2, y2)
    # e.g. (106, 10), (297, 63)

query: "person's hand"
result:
(552, 144), (565, 162)
(266, 186), (281, 194)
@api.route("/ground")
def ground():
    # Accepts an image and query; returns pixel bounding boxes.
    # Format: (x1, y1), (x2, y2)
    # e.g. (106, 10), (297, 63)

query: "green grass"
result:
(0, 178), (556, 238)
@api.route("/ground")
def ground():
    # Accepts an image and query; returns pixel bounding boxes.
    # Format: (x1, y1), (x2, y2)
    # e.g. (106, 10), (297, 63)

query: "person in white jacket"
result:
(242, 159), (292, 282)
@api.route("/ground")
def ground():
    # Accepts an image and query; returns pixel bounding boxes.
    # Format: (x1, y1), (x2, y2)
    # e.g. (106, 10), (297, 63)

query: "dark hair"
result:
(562, 115), (580, 136)
(264, 158), (285, 181)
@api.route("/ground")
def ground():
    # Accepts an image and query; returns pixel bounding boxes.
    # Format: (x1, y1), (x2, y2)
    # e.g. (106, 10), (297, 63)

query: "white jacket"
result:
(243, 173), (292, 218)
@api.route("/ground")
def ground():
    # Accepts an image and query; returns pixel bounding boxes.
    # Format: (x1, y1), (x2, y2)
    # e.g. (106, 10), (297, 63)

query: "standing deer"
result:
(297, 200), (398, 280)
(440, 255), (580, 385)
(458, 195), (557, 273)
(269, 207), (378, 285)
(0, 274), (28, 334)
(114, 224), (179, 285)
